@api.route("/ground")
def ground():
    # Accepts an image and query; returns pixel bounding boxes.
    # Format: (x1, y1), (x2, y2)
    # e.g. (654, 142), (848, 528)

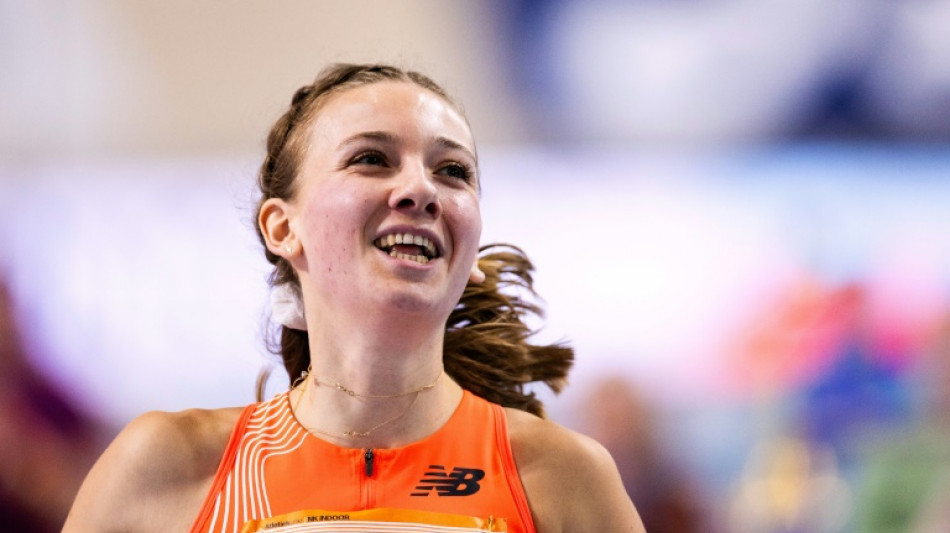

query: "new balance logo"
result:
(410, 465), (485, 496)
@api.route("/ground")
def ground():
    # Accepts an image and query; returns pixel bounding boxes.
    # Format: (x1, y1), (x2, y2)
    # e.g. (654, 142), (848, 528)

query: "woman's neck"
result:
(291, 314), (460, 449)
(307, 307), (446, 385)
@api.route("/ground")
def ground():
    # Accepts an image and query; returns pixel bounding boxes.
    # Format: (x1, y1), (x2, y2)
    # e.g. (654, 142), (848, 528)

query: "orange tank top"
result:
(189, 390), (536, 533)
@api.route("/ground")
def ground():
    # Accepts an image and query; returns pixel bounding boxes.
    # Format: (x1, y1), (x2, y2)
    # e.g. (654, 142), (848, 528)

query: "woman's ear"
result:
(469, 259), (486, 284)
(259, 198), (298, 258)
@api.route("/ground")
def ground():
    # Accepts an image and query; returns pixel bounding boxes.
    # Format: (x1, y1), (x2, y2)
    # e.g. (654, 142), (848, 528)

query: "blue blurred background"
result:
(2, 1), (949, 531)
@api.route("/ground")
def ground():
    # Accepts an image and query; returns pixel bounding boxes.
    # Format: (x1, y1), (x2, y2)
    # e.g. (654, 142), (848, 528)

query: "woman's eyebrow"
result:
(337, 131), (476, 162)
(434, 136), (477, 162)
(337, 131), (398, 150)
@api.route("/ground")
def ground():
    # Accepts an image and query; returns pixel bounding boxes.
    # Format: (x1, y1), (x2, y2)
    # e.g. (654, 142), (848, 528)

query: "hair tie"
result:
(270, 283), (307, 331)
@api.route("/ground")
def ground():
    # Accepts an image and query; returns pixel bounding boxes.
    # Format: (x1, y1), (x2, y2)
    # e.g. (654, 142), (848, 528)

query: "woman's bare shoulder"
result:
(122, 406), (244, 477)
(504, 407), (646, 532)
(124, 407), (244, 482)
(63, 406), (245, 533)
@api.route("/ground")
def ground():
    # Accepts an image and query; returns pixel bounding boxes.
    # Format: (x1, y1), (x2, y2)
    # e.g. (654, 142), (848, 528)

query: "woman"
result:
(63, 64), (644, 532)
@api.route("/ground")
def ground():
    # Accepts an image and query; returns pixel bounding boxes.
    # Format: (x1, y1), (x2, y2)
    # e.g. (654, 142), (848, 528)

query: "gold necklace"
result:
(289, 366), (442, 439)
(314, 372), (441, 398)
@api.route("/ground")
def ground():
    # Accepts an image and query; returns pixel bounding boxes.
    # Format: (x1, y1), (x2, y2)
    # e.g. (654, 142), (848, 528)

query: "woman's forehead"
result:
(306, 81), (475, 154)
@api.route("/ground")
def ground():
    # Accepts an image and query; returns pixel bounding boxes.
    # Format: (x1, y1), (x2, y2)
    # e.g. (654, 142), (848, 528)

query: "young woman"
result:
(63, 64), (645, 532)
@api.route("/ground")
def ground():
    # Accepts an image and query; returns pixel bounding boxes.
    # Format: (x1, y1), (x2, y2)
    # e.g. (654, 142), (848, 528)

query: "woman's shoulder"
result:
(120, 406), (245, 478)
(504, 407), (646, 532)
(63, 405), (246, 532)
(503, 406), (621, 490)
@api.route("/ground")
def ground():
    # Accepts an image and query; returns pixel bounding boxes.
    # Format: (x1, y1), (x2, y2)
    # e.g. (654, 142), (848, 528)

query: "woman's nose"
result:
(390, 162), (441, 217)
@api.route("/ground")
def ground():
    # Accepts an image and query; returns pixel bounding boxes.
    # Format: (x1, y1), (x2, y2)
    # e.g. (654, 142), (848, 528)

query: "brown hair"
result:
(255, 63), (573, 416)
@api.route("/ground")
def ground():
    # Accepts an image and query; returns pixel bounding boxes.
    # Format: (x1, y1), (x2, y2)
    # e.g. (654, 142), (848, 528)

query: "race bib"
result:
(240, 507), (507, 532)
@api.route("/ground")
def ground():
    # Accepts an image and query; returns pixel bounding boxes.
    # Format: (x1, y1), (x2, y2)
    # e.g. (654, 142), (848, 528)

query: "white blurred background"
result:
(2, 1), (949, 531)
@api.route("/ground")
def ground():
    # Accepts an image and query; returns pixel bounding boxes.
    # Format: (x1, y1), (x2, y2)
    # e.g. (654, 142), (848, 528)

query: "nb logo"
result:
(410, 465), (485, 497)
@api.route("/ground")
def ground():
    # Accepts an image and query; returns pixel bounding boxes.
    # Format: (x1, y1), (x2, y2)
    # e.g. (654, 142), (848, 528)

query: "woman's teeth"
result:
(388, 249), (429, 264)
(374, 233), (438, 261)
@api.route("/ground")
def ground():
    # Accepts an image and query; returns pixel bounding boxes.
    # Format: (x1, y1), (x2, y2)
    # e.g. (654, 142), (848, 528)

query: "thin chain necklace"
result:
(314, 372), (441, 398)
(289, 366), (443, 439)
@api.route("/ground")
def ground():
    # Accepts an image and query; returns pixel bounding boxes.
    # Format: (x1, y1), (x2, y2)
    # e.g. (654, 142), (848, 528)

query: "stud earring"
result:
(284, 244), (293, 255)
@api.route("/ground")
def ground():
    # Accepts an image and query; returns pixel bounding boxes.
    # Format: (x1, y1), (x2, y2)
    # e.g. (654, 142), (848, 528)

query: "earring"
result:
(284, 244), (293, 255)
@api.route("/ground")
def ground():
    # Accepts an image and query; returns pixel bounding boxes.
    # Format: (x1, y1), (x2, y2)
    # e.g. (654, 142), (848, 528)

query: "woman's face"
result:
(288, 81), (482, 321)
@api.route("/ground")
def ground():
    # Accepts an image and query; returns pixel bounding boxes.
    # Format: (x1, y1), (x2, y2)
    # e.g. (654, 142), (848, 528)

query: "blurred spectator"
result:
(732, 279), (924, 531)
(729, 436), (851, 533)
(798, 284), (911, 467)
(0, 279), (108, 532)
(578, 376), (702, 533)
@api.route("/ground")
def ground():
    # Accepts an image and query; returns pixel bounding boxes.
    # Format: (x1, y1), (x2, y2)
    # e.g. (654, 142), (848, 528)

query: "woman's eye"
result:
(438, 162), (473, 182)
(351, 152), (387, 166)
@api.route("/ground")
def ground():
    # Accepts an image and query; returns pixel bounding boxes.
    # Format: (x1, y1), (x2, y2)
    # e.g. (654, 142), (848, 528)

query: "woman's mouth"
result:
(373, 233), (440, 265)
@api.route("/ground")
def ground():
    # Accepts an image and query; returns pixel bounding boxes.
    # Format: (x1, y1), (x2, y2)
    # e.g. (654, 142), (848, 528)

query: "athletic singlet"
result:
(189, 390), (536, 533)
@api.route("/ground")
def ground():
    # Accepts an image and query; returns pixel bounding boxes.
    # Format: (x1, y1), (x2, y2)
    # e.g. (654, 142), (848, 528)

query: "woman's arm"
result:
(507, 408), (646, 532)
(62, 408), (238, 533)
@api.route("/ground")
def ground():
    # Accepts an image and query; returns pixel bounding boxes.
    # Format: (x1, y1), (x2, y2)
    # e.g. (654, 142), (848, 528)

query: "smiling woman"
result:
(62, 64), (645, 533)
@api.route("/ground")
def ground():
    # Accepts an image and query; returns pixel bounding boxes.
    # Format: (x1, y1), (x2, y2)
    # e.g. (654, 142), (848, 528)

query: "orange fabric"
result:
(190, 390), (535, 533)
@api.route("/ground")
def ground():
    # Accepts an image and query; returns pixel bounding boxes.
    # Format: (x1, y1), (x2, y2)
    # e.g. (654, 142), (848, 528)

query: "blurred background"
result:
(2, 1), (949, 531)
